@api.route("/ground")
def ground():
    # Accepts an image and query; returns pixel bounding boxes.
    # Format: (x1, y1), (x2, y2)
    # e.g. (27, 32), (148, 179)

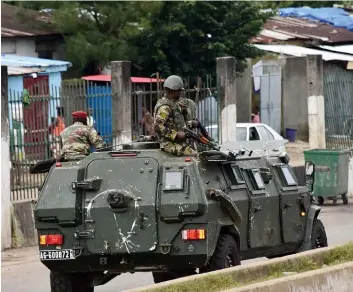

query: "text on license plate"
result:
(40, 249), (75, 260)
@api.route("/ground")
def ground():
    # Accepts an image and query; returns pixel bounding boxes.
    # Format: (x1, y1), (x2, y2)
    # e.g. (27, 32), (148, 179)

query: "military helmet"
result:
(163, 75), (185, 91)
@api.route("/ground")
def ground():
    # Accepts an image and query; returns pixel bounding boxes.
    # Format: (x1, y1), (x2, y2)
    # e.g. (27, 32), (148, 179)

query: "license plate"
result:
(40, 249), (75, 260)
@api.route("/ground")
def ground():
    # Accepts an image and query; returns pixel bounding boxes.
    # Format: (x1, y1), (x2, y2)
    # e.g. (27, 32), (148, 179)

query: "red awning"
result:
(82, 75), (164, 83)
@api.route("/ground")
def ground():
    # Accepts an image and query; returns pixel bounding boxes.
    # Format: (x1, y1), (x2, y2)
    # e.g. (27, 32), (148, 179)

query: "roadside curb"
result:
(125, 244), (352, 292)
(222, 261), (353, 292)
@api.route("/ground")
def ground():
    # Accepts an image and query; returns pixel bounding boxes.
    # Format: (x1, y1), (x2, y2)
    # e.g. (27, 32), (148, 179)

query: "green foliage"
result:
(130, 1), (269, 76)
(5, 1), (269, 76)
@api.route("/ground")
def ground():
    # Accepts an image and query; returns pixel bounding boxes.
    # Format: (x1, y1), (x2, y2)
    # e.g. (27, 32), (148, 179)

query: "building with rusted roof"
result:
(251, 16), (353, 45)
(1, 3), (65, 60)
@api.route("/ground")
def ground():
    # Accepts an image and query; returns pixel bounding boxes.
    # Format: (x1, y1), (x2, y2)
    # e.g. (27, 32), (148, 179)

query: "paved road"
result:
(2, 203), (353, 292)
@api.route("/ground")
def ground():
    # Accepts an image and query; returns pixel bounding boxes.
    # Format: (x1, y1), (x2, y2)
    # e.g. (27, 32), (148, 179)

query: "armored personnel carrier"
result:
(31, 134), (327, 292)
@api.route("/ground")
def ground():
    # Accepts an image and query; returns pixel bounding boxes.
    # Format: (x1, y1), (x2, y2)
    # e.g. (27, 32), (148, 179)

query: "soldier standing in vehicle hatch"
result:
(59, 111), (104, 161)
(153, 75), (197, 156)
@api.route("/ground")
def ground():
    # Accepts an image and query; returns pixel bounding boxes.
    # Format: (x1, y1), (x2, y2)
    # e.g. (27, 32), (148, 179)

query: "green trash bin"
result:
(304, 149), (350, 206)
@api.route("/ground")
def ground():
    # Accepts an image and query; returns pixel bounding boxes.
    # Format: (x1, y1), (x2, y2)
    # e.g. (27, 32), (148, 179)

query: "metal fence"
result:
(131, 74), (218, 141)
(323, 64), (353, 151)
(252, 60), (282, 135)
(8, 79), (113, 203)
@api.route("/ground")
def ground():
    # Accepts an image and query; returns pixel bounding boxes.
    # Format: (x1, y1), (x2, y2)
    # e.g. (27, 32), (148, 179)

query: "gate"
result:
(252, 60), (282, 134)
(131, 75), (218, 141)
(323, 63), (353, 150)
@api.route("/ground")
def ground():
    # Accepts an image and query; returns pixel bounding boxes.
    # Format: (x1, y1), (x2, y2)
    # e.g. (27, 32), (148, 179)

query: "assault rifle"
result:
(195, 118), (214, 142)
(182, 127), (220, 151)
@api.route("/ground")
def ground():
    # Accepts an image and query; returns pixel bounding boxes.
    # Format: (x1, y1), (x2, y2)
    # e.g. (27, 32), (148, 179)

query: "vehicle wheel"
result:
(317, 196), (324, 206)
(201, 233), (240, 273)
(342, 193), (348, 205)
(50, 271), (94, 292)
(311, 219), (328, 249)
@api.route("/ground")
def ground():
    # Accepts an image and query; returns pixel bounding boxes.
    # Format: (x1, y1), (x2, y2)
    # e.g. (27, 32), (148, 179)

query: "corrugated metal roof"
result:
(1, 3), (58, 37)
(1, 54), (72, 68)
(251, 16), (353, 44)
(82, 75), (164, 83)
(254, 44), (353, 61)
(7, 66), (44, 76)
(317, 45), (353, 55)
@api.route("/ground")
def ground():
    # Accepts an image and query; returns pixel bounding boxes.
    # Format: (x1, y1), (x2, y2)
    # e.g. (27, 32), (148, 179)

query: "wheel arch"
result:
(298, 205), (321, 252)
(207, 221), (241, 262)
(220, 224), (241, 250)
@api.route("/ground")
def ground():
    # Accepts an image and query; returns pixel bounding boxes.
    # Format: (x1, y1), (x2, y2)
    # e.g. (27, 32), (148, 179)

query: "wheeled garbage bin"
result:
(304, 149), (350, 205)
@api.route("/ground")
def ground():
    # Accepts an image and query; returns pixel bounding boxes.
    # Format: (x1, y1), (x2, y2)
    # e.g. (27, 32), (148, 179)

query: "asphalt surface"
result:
(2, 202), (353, 292)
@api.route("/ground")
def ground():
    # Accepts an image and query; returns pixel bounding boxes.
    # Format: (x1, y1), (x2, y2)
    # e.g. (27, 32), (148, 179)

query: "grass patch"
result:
(145, 243), (353, 292)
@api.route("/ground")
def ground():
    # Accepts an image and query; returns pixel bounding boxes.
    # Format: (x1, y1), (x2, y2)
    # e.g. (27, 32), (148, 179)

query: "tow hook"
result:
(160, 243), (172, 255)
(73, 243), (83, 258)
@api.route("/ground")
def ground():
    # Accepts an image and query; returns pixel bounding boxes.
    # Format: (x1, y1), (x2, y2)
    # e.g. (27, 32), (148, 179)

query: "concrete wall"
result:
(1, 66), (12, 250)
(282, 56), (309, 141)
(1, 38), (66, 60)
(236, 60), (252, 123)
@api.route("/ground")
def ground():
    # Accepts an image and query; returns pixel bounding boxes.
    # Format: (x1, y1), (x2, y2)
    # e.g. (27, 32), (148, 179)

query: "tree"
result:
(130, 1), (269, 77)
(4, 1), (269, 76)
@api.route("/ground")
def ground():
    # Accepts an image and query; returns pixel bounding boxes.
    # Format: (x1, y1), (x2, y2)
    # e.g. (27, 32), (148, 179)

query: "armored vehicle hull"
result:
(33, 141), (327, 291)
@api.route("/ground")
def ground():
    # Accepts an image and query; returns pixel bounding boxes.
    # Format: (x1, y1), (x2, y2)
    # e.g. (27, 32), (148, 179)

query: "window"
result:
(38, 50), (53, 60)
(164, 170), (184, 191)
(257, 126), (272, 141)
(252, 170), (265, 190)
(280, 166), (297, 187)
(223, 164), (245, 186)
(264, 127), (275, 140)
(236, 127), (247, 141)
(249, 127), (260, 141)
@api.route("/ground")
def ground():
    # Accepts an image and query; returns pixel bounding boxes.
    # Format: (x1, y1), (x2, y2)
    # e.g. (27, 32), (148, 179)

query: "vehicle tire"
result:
(50, 271), (94, 292)
(317, 196), (324, 206)
(342, 193), (348, 205)
(201, 233), (240, 273)
(311, 219), (328, 249)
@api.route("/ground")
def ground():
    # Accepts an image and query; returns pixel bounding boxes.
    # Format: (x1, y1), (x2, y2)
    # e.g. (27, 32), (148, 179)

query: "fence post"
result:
(216, 56), (237, 144)
(1, 66), (12, 250)
(111, 61), (132, 145)
(306, 55), (326, 149)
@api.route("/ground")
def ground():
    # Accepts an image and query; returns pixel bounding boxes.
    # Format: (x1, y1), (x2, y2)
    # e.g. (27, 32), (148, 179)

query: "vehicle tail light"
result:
(55, 162), (62, 167)
(39, 234), (64, 245)
(185, 157), (192, 162)
(182, 229), (206, 240)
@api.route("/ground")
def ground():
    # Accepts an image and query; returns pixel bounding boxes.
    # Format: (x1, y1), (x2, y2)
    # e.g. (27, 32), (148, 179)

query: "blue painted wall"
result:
(86, 84), (113, 144)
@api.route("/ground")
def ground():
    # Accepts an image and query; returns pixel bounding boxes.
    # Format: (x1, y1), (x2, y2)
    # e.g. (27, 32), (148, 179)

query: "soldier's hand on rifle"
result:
(176, 131), (186, 141)
(186, 120), (199, 129)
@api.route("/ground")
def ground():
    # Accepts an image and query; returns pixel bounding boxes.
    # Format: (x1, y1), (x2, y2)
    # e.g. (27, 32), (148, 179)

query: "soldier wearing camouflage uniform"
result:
(153, 75), (197, 156)
(59, 111), (104, 161)
(179, 97), (196, 124)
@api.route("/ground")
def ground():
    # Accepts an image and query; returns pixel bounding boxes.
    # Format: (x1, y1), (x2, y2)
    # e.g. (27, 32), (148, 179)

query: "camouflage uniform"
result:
(153, 97), (196, 156)
(179, 97), (196, 123)
(59, 122), (104, 161)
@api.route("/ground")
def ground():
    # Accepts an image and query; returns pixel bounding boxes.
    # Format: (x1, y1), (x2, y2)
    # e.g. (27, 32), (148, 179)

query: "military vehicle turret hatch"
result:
(122, 141), (161, 150)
